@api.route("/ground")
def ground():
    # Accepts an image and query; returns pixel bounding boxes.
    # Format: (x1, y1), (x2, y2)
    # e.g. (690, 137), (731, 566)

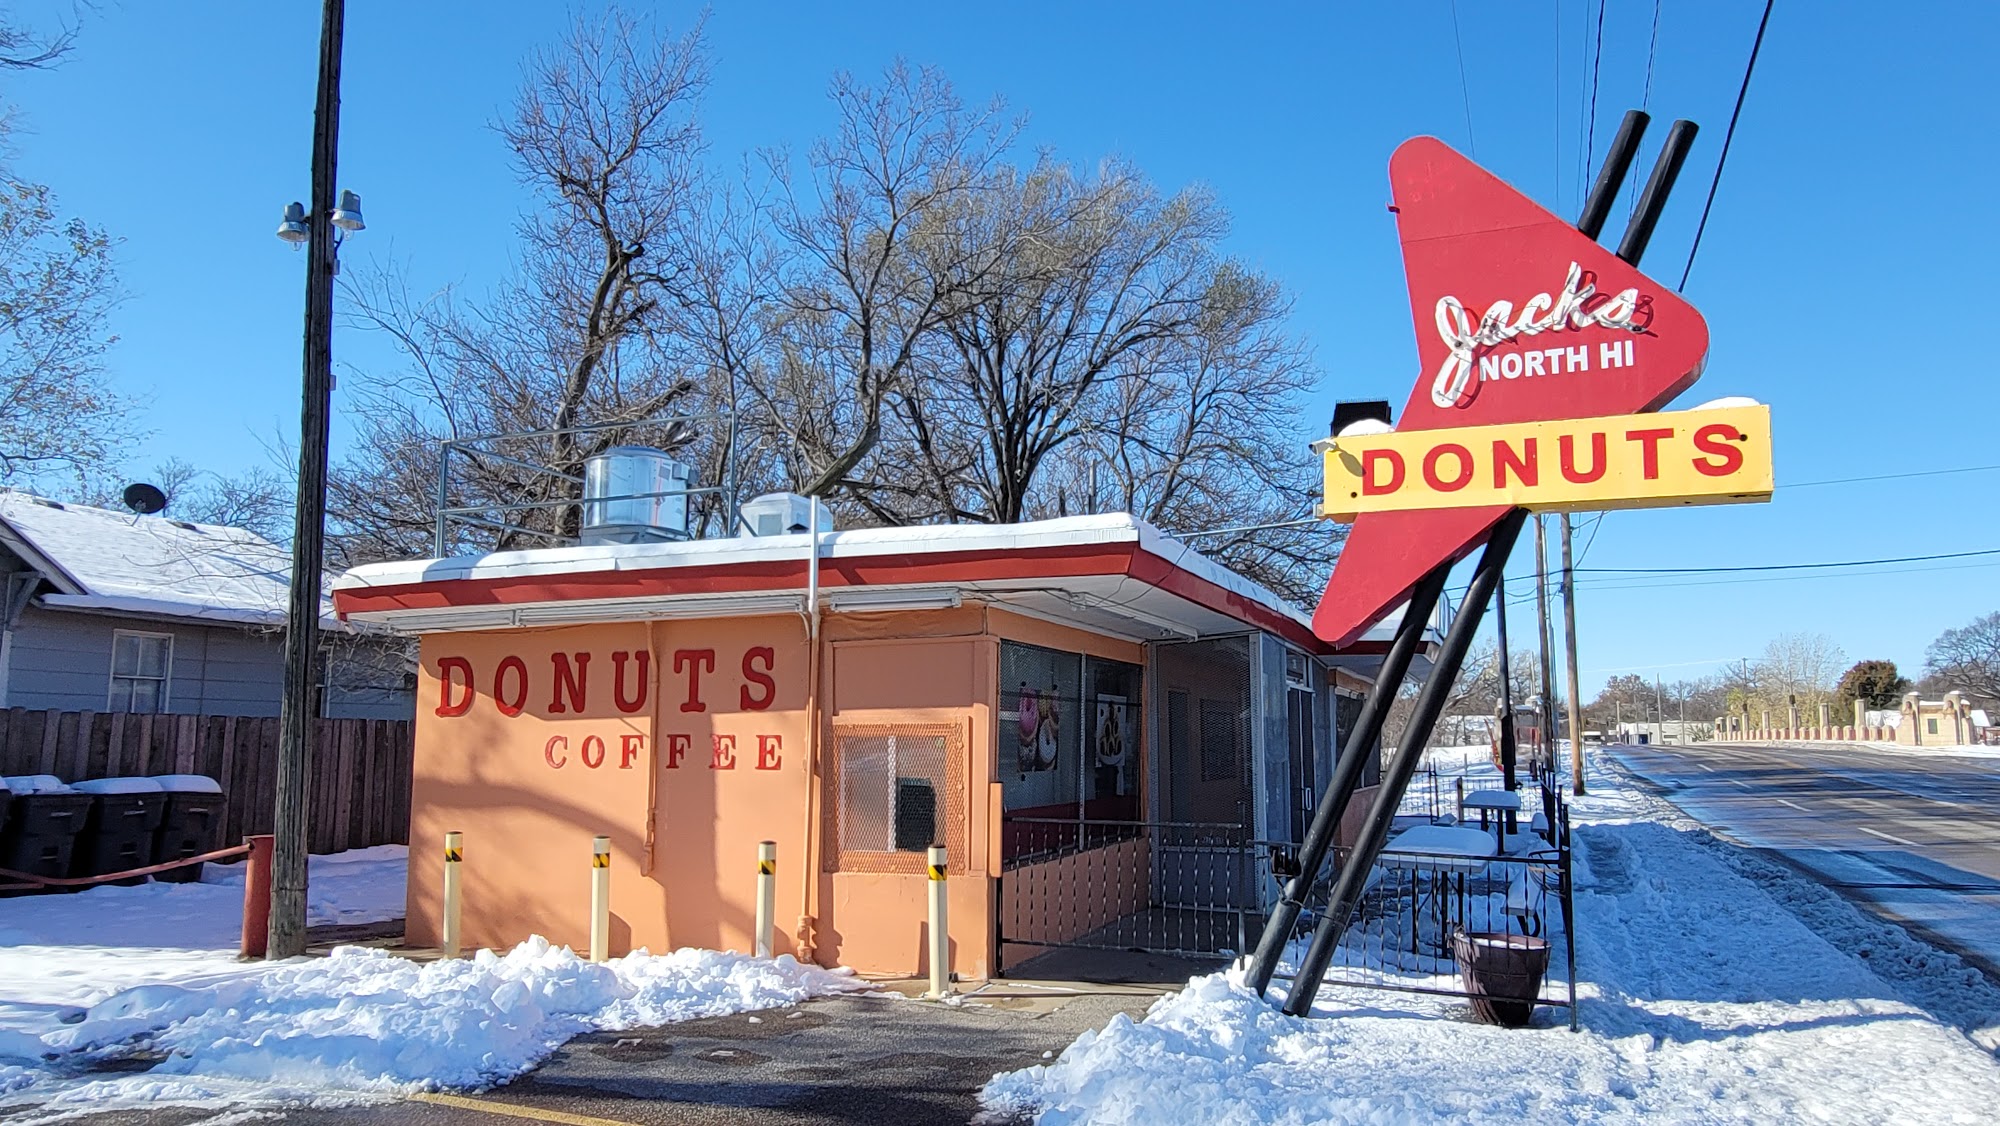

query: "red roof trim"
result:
(330, 538), (1389, 655)
(330, 542), (1135, 615)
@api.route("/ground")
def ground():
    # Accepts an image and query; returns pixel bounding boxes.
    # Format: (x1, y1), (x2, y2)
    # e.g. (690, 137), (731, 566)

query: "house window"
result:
(109, 631), (172, 714)
(1927, 717), (1939, 735)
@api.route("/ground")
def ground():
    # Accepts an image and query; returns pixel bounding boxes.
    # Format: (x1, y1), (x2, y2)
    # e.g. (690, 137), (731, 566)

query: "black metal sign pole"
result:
(1283, 512), (1526, 1015)
(1495, 570), (1517, 791)
(1260, 111), (1663, 1012)
(1244, 566), (1449, 997)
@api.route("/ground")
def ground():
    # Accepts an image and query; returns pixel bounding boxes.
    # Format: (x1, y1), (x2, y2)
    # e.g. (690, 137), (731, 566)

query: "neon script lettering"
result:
(1431, 262), (1644, 409)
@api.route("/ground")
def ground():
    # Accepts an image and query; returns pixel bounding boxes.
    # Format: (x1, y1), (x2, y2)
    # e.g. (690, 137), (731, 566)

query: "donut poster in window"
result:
(1015, 680), (1060, 773)
(1094, 693), (1129, 795)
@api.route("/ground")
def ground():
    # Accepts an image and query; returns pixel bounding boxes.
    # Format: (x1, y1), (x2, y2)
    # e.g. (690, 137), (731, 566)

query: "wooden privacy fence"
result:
(0, 710), (412, 855)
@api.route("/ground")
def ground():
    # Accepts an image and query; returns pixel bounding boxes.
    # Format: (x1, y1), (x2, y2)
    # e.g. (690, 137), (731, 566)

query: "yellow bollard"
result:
(755, 841), (777, 959)
(590, 835), (611, 963)
(442, 831), (464, 958)
(926, 844), (951, 999)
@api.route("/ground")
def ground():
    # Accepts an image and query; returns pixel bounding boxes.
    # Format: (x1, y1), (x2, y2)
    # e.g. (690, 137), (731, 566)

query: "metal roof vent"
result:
(580, 446), (692, 546)
(739, 492), (832, 537)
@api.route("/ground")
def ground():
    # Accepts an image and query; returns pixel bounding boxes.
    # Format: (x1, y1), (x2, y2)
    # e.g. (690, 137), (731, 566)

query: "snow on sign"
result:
(1320, 404), (1774, 521)
(1313, 137), (1722, 647)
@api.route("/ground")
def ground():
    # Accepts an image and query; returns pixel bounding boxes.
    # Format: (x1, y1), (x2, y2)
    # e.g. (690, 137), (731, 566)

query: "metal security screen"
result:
(825, 723), (966, 875)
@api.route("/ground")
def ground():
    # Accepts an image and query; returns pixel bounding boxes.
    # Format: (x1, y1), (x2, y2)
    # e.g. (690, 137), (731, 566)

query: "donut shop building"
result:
(332, 512), (1423, 979)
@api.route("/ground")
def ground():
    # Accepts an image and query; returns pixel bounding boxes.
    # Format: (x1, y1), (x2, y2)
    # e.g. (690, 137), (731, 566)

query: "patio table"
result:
(1460, 788), (1527, 834)
(1380, 825), (1499, 954)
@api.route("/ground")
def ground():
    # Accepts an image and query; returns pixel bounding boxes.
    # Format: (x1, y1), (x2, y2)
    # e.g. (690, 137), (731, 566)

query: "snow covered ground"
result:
(983, 752), (2000, 1125)
(0, 846), (859, 1119)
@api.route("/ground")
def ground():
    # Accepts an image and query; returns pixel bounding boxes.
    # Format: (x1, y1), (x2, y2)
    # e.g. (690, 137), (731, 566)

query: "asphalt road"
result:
(1611, 740), (2000, 975)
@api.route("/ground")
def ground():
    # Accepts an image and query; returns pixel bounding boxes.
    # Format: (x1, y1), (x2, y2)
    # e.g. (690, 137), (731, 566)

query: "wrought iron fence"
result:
(997, 817), (1258, 961)
(1268, 772), (1578, 1029)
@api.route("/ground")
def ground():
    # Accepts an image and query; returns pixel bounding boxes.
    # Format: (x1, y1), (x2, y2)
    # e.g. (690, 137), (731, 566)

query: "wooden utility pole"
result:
(1561, 513), (1586, 794)
(270, 0), (345, 960)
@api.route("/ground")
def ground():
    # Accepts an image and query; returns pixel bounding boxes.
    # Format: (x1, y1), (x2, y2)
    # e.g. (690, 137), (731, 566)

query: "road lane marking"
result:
(1777, 798), (1810, 811)
(1858, 825), (1920, 848)
(1695, 763), (1715, 772)
(410, 1092), (644, 1126)
(1727, 779), (1751, 788)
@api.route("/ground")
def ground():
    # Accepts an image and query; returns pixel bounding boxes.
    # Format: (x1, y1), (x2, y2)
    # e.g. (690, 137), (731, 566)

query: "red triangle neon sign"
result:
(1312, 137), (1709, 647)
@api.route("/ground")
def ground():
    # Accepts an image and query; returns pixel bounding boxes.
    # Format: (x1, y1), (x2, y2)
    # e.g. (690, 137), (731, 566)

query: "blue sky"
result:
(1, 1), (1990, 694)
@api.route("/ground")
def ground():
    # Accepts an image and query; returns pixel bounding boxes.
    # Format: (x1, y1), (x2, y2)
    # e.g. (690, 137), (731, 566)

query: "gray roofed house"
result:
(0, 490), (413, 719)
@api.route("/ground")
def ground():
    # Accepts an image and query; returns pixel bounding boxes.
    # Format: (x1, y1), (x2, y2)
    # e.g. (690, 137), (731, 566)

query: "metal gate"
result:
(996, 816), (1260, 961)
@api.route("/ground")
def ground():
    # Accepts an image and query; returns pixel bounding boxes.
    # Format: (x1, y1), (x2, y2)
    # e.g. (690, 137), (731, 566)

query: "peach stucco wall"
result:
(407, 622), (666, 955)
(403, 603), (1141, 980)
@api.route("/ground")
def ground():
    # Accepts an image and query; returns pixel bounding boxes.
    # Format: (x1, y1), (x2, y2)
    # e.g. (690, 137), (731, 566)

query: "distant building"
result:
(1610, 720), (1703, 744)
(1888, 692), (1989, 747)
(0, 490), (412, 718)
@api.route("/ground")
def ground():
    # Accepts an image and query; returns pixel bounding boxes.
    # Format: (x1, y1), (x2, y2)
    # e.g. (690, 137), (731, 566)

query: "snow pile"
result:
(3, 939), (856, 1111)
(1, 841), (861, 1114)
(983, 763), (2000, 1125)
(2, 943), (858, 1112)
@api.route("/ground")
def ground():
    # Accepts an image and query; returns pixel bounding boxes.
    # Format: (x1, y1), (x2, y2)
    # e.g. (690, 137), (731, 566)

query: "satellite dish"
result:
(122, 483), (167, 516)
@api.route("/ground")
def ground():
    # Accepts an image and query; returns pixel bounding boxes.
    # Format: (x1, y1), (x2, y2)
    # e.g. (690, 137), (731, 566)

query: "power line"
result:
(1579, 545), (2000, 576)
(1574, 511), (1606, 566)
(1780, 463), (2000, 490)
(1678, 0), (1775, 290)
(1448, 0), (1478, 157)
(1573, 559), (2000, 595)
(1628, 0), (1663, 218)
(1553, 0), (1563, 204)
(1584, 0), (1606, 176)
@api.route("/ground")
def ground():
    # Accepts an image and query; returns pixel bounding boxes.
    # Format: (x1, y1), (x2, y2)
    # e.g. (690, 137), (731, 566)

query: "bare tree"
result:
(1925, 611), (2000, 705)
(78, 458), (295, 544)
(0, 5), (83, 72)
(1084, 263), (1326, 600)
(1385, 640), (1538, 750)
(0, 173), (125, 482)
(751, 62), (1015, 501)
(334, 11), (711, 563)
(0, 9), (126, 487)
(1752, 631), (1847, 715)
(885, 159), (1219, 523)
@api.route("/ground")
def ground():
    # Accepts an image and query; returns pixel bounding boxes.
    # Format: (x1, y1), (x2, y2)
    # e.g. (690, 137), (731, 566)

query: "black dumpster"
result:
(151, 774), (227, 883)
(71, 777), (168, 886)
(0, 775), (93, 889)
(1453, 930), (1550, 1027)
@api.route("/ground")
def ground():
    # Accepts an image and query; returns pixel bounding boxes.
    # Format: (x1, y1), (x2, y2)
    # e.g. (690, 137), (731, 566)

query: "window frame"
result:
(107, 629), (174, 714)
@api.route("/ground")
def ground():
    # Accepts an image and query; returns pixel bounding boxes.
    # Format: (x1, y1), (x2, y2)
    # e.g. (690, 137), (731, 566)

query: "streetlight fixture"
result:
(276, 202), (310, 245)
(275, 192), (364, 246)
(329, 189), (366, 232)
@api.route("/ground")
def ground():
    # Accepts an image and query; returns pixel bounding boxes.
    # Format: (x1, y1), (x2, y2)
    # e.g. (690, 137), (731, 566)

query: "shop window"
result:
(999, 641), (1142, 863)
(825, 723), (965, 874)
(999, 641), (1141, 815)
(109, 631), (172, 714)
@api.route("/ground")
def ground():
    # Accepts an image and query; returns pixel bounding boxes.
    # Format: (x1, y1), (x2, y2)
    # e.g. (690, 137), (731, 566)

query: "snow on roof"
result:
(336, 513), (1383, 646)
(0, 490), (342, 630)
